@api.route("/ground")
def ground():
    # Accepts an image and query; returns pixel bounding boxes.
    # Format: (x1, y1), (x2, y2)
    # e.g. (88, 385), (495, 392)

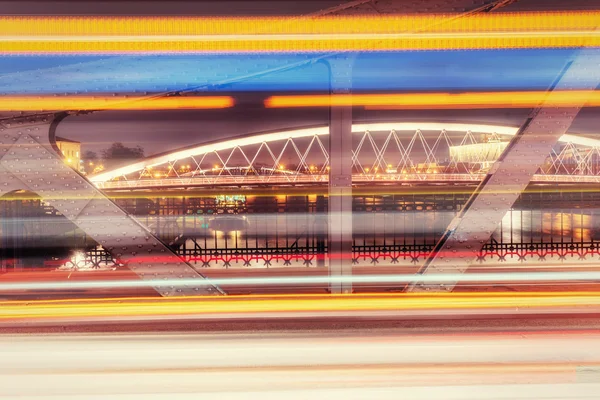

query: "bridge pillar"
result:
(0, 114), (224, 296)
(326, 56), (355, 294)
(315, 194), (327, 268)
(408, 49), (600, 292)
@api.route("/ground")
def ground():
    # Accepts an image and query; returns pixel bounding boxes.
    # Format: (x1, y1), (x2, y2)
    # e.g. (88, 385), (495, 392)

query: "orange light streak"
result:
(0, 96), (234, 111)
(0, 12), (597, 53)
(2, 292), (600, 321)
(1, 13), (598, 35)
(265, 91), (600, 109)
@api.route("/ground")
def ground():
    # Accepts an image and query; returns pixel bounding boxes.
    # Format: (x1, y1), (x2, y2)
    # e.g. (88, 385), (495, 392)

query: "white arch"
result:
(90, 122), (600, 183)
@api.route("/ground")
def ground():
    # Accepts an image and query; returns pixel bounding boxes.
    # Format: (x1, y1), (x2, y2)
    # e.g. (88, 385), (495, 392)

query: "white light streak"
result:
(1, 271), (600, 292)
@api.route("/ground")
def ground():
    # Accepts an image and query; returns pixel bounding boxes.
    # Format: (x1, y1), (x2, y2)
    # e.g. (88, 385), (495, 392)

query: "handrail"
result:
(94, 173), (600, 190)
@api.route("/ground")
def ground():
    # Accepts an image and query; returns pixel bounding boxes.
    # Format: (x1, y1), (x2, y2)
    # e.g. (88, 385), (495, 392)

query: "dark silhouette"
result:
(82, 150), (98, 162)
(82, 150), (98, 174)
(102, 143), (145, 169)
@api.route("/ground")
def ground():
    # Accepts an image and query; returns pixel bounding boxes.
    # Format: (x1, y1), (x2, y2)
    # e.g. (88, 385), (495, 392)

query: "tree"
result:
(83, 150), (98, 161)
(101, 142), (145, 169)
(82, 150), (98, 174)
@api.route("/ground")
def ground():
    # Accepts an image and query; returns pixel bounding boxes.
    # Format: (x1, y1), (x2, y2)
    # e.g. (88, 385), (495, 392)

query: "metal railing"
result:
(94, 173), (600, 190)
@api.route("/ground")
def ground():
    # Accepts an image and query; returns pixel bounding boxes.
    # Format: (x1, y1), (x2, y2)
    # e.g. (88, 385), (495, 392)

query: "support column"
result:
(327, 57), (354, 294)
(408, 48), (600, 292)
(315, 194), (327, 268)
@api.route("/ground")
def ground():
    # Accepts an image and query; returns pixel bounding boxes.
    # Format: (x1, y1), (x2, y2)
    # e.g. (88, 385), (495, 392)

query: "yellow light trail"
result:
(1, 292), (600, 321)
(265, 91), (600, 109)
(0, 12), (598, 53)
(0, 96), (234, 111)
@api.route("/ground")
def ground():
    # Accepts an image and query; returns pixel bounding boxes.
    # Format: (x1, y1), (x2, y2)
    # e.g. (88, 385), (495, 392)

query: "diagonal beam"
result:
(408, 48), (600, 292)
(0, 114), (224, 297)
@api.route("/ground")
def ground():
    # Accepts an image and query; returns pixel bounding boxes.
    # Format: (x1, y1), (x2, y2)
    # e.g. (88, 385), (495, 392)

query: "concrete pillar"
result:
(326, 56), (355, 294)
(315, 194), (327, 268)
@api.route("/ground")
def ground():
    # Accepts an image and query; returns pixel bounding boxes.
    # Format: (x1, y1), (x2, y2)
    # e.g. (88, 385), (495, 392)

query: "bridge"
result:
(91, 122), (600, 190)
(4, 3), (600, 399)
(1, 5), (600, 298)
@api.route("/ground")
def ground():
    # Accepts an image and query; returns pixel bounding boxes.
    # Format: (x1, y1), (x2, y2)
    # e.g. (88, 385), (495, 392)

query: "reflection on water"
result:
(496, 210), (595, 243)
(167, 209), (599, 251)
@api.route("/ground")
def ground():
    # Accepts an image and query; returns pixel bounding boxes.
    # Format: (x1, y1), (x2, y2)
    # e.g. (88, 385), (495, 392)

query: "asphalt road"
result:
(2, 329), (600, 399)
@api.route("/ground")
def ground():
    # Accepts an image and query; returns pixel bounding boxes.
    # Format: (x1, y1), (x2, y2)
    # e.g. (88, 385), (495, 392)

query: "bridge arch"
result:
(90, 121), (600, 189)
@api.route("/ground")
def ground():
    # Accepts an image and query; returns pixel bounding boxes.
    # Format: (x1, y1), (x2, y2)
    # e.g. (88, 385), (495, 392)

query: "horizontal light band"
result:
(1, 271), (600, 293)
(0, 13), (597, 53)
(1, 34), (598, 54)
(4, 91), (595, 111)
(2, 290), (600, 321)
(265, 91), (600, 109)
(1, 13), (598, 35)
(0, 96), (234, 111)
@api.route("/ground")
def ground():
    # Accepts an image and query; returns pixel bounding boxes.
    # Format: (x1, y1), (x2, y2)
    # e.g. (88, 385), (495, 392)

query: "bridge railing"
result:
(93, 173), (600, 190)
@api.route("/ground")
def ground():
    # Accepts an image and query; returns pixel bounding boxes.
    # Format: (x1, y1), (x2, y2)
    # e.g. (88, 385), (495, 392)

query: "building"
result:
(55, 136), (82, 172)
(449, 140), (509, 171)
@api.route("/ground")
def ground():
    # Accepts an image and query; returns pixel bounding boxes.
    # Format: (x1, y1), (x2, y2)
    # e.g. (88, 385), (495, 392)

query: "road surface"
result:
(2, 329), (600, 399)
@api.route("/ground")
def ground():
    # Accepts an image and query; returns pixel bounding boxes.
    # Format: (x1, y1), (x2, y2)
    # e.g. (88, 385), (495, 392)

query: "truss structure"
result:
(0, 114), (224, 296)
(409, 47), (600, 292)
(91, 122), (600, 189)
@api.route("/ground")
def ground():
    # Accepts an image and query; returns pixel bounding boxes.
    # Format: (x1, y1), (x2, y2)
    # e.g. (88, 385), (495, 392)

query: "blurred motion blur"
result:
(1, 0), (600, 398)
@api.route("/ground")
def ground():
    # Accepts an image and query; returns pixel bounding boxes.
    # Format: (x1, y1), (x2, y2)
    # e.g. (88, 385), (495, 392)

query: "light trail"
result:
(2, 271), (600, 292)
(265, 91), (600, 109)
(2, 291), (600, 321)
(0, 96), (234, 111)
(0, 12), (598, 53)
(3, 330), (600, 399)
(3, 33), (597, 53)
(2, 13), (599, 35)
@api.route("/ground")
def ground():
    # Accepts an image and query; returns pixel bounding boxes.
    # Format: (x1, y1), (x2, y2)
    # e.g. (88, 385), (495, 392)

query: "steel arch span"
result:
(90, 122), (600, 190)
